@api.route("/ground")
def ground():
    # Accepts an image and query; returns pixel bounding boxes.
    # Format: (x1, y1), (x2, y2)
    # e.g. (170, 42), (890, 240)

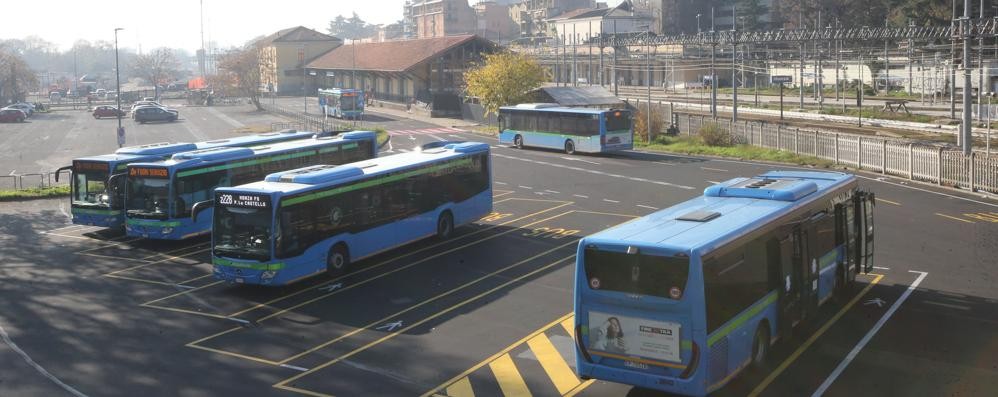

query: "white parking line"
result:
(706, 180), (721, 184)
(518, 185), (533, 190)
(636, 204), (658, 210)
(494, 181), (508, 185)
(573, 194), (589, 198)
(602, 199), (620, 203)
(494, 153), (695, 190)
(811, 270), (928, 397)
(701, 166), (728, 172)
(872, 266), (891, 271)
(544, 190), (560, 194)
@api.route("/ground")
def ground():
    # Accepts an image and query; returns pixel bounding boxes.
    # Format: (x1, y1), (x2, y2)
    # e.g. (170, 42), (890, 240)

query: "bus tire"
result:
(437, 211), (454, 240)
(325, 243), (350, 277)
(751, 322), (770, 369)
(513, 135), (523, 149)
(564, 140), (575, 155)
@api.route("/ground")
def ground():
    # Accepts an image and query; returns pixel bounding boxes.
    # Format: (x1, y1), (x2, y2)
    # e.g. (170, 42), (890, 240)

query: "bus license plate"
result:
(235, 278), (244, 283)
(623, 360), (649, 370)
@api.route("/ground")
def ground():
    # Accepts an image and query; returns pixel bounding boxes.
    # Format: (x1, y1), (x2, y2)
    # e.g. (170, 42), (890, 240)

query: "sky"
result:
(4, 0), (627, 54)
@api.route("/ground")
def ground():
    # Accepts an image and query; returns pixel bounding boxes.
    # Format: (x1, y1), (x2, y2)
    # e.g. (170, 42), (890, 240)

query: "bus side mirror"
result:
(55, 165), (73, 183)
(191, 200), (214, 222)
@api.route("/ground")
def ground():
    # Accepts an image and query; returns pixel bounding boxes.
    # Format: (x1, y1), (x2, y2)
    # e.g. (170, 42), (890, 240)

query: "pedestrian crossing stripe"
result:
(388, 127), (467, 136)
(424, 313), (594, 397)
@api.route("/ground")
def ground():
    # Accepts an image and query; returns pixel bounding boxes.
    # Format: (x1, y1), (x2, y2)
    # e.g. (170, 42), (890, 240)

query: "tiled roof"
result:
(259, 26), (340, 45)
(306, 35), (491, 73)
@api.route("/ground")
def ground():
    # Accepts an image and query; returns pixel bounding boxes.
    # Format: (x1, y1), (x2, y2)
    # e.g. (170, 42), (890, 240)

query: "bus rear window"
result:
(584, 248), (689, 299)
(605, 111), (631, 132)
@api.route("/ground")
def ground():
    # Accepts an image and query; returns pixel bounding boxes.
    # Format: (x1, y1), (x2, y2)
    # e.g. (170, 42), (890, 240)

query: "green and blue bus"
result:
(573, 171), (875, 396)
(318, 88), (364, 119)
(124, 131), (377, 240)
(56, 130), (335, 229)
(498, 104), (633, 154)
(204, 142), (492, 286)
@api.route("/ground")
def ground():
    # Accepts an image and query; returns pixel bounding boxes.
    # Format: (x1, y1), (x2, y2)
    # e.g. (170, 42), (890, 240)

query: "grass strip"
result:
(0, 185), (71, 201)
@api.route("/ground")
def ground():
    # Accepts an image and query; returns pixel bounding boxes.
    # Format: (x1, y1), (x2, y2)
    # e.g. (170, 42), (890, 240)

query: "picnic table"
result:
(881, 99), (911, 114)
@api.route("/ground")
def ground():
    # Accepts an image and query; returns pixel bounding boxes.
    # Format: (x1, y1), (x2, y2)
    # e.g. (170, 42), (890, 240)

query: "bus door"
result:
(800, 217), (823, 316)
(777, 233), (803, 335)
(854, 191), (876, 273)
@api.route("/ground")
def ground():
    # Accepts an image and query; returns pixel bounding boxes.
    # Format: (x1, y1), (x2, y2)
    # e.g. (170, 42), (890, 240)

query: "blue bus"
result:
(56, 130), (329, 229)
(318, 88), (364, 119)
(204, 142), (492, 286)
(498, 104), (633, 154)
(124, 131), (378, 240)
(573, 171), (876, 396)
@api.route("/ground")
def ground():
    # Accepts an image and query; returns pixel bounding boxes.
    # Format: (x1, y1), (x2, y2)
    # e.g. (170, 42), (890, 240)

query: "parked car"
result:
(92, 105), (125, 119)
(130, 103), (169, 119)
(133, 106), (178, 123)
(130, 101), (164, 112)
(0, 108), (26, 123)
(5, 103), (34, 117)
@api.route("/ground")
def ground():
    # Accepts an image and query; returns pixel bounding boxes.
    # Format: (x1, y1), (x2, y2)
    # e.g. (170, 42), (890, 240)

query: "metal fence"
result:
(1, 170), (71, 190)
(260, 103), (358, 133)
(637, 100), (998, 194)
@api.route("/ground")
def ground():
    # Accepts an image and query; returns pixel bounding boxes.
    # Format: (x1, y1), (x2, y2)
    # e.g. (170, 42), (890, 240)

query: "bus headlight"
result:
(105, 217), (116, 223)
(162, 227), (174, 234)
(261, 270), (276, 280)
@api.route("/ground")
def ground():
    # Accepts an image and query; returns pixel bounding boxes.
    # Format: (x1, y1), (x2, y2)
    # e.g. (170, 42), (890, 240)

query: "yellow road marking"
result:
(493, 190), (516, 198)
(527, 334), (580, 394)
(570, 210), (639, 219)
(138, 242), (210, 260)
(490, 353), (532, 397)
(78, 252), (155, 263)
(421, 313), (574, 397)
(142, 280), (225, 307)
(186, 343), (284, 367)
(273, 256), (577, 393)
(104, 274), (183, 287)
(198, 238), (580, 366)
(560, 317), (574, 336)
(177, 273), (214, 285)
(562, 380), (596, 397)
(73, 237), (144, 254)
(935, 213), (975, 224)
(143, 303), (234, 320)
(101, 247), (210, 277)
(188, 206), (575, 350)
(747, 273), (885, 397)
(877, 198), (901, 206)
(964, 212), (998, 223)
(445, 377), (475, 397)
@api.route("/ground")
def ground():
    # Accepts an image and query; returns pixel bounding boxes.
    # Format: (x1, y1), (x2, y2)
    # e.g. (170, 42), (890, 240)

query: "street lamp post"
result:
(114, 27), (124, 148)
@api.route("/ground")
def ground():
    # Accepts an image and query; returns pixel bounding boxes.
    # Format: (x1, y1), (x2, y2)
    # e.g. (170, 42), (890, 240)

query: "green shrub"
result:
(698, 122), (733, 147)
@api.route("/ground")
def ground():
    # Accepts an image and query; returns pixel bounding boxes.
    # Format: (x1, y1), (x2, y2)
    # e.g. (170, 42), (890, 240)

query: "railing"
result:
(260, 103), (358, 133)
(637, 100), (998, 194)
(1, 170), (71, 191)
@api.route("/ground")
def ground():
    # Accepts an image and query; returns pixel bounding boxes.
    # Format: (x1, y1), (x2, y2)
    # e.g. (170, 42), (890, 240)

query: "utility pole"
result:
(951, 0), (957, 119)
(835, 19), (840, 102)
(908, 20), (915, 96)
(884, 17), (890, 95)
(800, 41), (805, 110)
(710, 7), (717, 118)
(572, 25), (577, 87)
(978, 0), (984, 121)
(647, 38), (652, 143)
(962, 0), (973, 154)
(732, 4), (738, 123)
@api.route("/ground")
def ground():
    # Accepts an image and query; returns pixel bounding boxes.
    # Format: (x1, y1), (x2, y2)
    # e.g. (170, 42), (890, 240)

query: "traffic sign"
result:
(771, 75), (793, 84)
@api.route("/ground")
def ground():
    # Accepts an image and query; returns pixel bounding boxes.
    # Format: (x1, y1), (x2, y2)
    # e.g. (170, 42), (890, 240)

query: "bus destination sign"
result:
(217, 193), (271, 209)
(74, 161), (110, 172)
(129, 167), (169, 178)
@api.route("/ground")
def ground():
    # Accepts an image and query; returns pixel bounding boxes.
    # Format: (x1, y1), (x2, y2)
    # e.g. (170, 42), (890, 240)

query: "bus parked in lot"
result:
(205, 142), (492, 286)
(124, 131), (377, 240)
(318, 88), (364, 119)
(573, 171), (875, 396)
(57, 130), (333, 229)
(498, 105), (633, 154)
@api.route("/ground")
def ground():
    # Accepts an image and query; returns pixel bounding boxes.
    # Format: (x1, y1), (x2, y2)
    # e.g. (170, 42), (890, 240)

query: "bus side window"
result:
(497, 115), (505, 131)
(862, 193), (875, 272)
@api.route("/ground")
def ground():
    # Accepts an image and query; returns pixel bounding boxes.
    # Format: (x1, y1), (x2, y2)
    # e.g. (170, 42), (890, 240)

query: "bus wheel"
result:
(326, 244), (350, 277)
(564, 140), (575, 155)
(513, 135), (523, 149)
(437, 211), (454, 240)
(751, 323), (770, 369)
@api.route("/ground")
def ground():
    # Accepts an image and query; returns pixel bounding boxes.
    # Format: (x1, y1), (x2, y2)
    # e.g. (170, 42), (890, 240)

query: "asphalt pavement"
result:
(0, 102), (996, 397)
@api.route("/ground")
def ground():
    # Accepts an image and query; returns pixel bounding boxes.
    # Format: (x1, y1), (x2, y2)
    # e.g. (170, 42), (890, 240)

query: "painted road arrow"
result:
(864, 298), (886, 308)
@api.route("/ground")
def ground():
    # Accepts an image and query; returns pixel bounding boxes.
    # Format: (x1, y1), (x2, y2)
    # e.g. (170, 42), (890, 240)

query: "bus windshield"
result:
(605, 111), (631, 132)
(126, 178), (170, 219)
(340, 96), (357, 111)
(72, 170), (110, 208)
(214, 206), (272, 261)
(583, 247), (689, 299)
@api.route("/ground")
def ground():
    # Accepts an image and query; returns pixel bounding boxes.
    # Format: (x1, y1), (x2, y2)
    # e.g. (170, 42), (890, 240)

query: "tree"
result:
(327, 12), (376, 39)
(217, 42), (273, 111)
(737, 0), (769, 31)
(132, 48), (180, 86)
(0, 48), (38, 104)
(464, 51), (547, 117)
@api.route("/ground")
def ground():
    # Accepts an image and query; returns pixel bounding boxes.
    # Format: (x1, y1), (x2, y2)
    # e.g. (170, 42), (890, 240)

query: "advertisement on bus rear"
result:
(588, 311), (681, 363)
